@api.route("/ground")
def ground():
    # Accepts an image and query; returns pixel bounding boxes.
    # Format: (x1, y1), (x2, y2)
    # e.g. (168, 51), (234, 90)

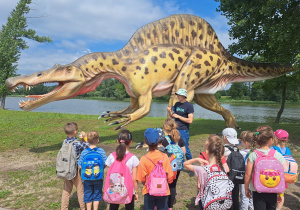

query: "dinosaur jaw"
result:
(9, 81), (83, 111)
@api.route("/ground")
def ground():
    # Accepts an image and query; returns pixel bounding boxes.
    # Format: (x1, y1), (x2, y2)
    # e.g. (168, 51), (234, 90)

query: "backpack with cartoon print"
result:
(103, 152), (134, 204)
(165, 135), (185, 170)
(201, 164), (234, 210)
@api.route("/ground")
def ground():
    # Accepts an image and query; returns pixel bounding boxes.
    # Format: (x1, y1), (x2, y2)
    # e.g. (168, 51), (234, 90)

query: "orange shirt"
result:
(136, 150), (174, 195)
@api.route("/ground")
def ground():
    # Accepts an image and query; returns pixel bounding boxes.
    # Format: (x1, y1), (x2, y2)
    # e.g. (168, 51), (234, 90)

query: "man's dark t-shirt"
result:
(172, 101), (194, 130)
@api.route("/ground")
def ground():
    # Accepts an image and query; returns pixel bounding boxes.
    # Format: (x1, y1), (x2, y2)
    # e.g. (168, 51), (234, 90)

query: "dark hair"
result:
(207, 134), (225, 172)
(64, 122), (78, 135)
(116, 129), (132, 161)
(163, 118), (180, 143)
(253, 126), (274, 147)
(148, 144), (158, 151)
(87, 131), (99, 145)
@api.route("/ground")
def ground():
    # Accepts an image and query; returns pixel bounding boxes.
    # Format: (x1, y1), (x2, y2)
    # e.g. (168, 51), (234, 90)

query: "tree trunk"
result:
(0, 94), (7, 109)
(275, 84), (287, 124)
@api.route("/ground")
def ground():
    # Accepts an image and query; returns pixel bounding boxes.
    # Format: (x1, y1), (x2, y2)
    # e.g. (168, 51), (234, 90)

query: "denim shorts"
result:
(83, 179), (103, 203)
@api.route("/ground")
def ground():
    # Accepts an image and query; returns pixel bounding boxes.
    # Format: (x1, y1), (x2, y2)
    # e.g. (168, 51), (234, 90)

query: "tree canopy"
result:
(216, 0), (300, 123)
(0, 0), (52, 109)
(215, 0), (300, 64)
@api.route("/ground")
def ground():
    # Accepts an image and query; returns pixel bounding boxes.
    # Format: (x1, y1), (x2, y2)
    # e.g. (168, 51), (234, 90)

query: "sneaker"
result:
(188, 171), (194, 177)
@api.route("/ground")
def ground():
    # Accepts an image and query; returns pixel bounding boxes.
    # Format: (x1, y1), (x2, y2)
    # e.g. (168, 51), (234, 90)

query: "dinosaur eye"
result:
(37, 73), (42, 77)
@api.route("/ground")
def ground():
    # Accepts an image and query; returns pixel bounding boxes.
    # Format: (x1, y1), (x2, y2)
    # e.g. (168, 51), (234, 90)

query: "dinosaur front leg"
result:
(110, 92), (153, 130)
(100, 97), (139, 121)
(193, 93), (239, 128)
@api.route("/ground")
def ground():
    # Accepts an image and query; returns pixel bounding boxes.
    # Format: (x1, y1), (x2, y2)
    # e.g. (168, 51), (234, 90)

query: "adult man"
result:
(167, 89), (194, 176)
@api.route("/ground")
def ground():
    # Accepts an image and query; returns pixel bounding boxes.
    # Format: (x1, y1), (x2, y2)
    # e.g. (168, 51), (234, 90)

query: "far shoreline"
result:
(7, 95), (300, 107)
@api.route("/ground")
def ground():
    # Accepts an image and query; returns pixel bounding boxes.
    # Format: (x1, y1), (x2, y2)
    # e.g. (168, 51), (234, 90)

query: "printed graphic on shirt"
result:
(175, 107), (185, 113)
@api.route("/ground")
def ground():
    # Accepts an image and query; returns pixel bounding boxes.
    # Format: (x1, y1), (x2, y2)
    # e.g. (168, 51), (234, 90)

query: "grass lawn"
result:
(0, 109), (300, 209)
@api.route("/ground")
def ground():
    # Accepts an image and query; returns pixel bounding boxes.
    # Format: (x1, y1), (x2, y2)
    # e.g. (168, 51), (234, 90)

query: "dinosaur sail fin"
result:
(120, 14), (227, 57)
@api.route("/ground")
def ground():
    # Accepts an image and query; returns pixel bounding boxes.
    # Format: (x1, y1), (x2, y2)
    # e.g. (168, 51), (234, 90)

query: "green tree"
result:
(0, 0), (52, 109)
(228, 83), (249, 99)
(216, 0), (300, 123)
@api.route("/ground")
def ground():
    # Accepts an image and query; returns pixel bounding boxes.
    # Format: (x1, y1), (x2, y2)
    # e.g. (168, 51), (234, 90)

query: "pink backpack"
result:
(145, 154), (168, 196)
(103, 152), (134, 204)
(252, 149), (285, 193)
(283, 155), (298, 183)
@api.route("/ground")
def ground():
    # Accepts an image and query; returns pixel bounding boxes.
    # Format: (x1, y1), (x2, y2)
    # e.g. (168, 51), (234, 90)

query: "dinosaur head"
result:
(5, 64), (85, 111)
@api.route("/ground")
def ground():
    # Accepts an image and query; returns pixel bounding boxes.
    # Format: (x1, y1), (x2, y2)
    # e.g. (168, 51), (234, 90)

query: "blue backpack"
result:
(81, 147), (104, 180)
(165, 135), (184, 170)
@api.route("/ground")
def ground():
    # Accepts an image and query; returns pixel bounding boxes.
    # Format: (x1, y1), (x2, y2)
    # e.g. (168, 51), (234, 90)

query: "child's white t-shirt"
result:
(105, 151), (139, 173)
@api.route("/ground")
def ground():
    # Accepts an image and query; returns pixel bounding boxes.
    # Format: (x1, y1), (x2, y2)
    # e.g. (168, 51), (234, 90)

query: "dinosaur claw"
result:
(115, 126), (122, 130)
(108, 121), (119, 126)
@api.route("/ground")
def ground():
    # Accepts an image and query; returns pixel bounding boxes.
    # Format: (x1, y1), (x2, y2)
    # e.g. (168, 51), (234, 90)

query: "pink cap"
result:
(274, 129), (289, 141)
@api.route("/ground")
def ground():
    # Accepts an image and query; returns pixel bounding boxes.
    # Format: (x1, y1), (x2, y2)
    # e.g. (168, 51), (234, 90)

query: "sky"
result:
(0, 0), (234, 76)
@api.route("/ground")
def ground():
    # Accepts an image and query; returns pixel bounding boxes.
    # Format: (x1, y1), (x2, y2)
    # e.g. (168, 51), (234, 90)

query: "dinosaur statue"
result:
(5, 14), (295, 130)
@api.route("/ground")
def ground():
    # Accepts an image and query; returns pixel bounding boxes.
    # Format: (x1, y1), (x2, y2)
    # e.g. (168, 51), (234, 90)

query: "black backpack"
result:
(225, 145), (245, 184)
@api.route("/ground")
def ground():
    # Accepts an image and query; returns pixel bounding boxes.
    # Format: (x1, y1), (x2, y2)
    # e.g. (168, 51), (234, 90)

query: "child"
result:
(271, 129), (290, 210)
(184, 134), (229, 210)
(222, 127), (243, 210)
(197, 134), (230, 189)
(105, 129), (139, 210)
(136, 128), (174, 210)
(161, 118), (186, 210)
(60, 122), (89, 210)
(78, 131), (107, 210)
(244, 126), (286, 210)
(239, 131), (254, 210)
(198, 137), (229, 173)
(271, 129), (291, 155)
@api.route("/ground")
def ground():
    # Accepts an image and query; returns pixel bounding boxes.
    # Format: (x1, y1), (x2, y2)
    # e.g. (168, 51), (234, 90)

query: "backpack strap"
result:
(225, 145), (239, 152)
(210, 164), (221, 172)
(144, 155), (156, 166)
(123, 152), (134, 163)
(111, 151), (133, 163)
(254, 149), (264, 157)
(145, 153), (165, 166)
(268, 149), (276, 157)
(199, 152), (207, 160)
(244, 152), (250, 163)
(165, 135), (177, 145)
(272, 146), (282, 154)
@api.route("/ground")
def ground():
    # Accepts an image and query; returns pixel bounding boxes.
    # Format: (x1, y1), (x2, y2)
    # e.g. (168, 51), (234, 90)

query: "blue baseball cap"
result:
(144, 128), (159, 145)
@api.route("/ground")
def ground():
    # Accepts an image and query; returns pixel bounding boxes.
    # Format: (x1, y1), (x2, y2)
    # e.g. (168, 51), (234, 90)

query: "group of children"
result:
(57, 120), (296, 210)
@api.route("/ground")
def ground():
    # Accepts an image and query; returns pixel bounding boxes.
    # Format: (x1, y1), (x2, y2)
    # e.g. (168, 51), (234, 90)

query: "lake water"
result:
(5, 97), (300, 123)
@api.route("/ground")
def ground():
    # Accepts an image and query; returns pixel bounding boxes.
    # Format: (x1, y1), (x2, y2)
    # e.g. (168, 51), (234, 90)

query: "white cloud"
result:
(1, 0), (235, 76)
(27, 0), (166, 41)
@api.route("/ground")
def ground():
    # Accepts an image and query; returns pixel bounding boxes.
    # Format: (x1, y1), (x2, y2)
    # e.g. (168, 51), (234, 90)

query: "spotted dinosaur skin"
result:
(5, 14), (295, 129)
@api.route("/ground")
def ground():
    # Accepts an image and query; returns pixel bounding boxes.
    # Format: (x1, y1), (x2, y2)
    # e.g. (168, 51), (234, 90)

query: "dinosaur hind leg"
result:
(193, 93), (239, 128)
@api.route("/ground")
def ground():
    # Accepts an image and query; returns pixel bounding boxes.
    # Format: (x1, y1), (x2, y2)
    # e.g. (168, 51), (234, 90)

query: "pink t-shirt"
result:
(194, 165), (209, 205)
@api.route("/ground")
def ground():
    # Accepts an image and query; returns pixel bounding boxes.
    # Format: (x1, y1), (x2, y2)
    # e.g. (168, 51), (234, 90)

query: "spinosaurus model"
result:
(5, 14), (295, 130)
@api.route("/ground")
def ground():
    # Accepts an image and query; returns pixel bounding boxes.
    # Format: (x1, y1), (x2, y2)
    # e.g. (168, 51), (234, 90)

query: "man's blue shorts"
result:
(83, 179), (103, 203)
